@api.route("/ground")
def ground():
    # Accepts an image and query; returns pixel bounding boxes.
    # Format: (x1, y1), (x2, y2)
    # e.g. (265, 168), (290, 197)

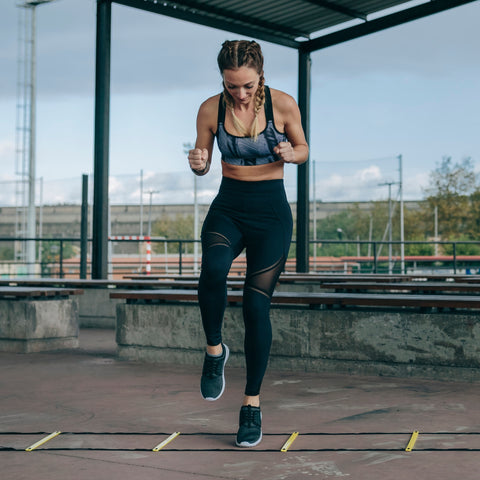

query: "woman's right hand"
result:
(188, 148), (209, 172)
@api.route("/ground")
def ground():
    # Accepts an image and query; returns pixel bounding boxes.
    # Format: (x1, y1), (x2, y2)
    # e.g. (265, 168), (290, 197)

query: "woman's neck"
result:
(233, 101), (254, 114)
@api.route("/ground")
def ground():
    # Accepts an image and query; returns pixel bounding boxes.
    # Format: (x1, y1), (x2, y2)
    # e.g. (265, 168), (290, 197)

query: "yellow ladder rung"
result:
(152, 432), (181, 452)
(281, 432), (299, 452)
(25, 431), (62, 452)
(405, 430), (419, 452)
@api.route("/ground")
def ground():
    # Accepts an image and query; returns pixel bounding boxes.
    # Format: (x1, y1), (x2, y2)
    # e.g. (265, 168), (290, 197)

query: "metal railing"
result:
(1, 236), (480, 278)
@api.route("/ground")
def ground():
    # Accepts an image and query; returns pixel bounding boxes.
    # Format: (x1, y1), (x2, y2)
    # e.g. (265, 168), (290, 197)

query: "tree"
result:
(152, 215), (194, 254)
(466, 188), (480, 240)
(422, 156), (476, 240)
(0, 245), (14, 261)
(40, 240), (76, 276)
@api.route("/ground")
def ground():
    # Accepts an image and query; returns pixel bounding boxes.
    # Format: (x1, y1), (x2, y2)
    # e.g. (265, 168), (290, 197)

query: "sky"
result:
(0, 0), (479, 206)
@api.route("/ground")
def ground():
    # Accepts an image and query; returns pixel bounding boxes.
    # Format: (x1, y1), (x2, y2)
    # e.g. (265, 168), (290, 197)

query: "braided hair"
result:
(217, 40), (265, 140)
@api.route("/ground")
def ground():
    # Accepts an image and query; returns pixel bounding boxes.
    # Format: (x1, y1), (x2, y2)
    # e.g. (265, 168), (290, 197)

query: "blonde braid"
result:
(250, 74), (265, 140)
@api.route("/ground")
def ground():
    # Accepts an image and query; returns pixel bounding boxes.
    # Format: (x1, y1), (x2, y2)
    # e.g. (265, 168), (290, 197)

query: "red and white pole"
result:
(145, 236), (151, 275)
(108, 236), (152, 274)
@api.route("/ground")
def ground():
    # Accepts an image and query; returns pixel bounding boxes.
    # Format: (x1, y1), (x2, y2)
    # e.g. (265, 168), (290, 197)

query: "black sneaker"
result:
(200, 344), (229, 401)
(236, 405), (262, 447)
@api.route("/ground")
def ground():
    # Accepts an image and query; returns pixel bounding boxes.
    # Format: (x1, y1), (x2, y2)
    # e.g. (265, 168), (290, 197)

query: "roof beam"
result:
(302, 0), (367, 20)
(301, 0), (478, 53)
(171, 0), (309, 38)
(112, 0), (301, 48)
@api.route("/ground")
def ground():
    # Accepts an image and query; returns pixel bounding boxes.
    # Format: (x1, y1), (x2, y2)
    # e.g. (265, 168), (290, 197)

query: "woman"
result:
(188, 40), (308, 447)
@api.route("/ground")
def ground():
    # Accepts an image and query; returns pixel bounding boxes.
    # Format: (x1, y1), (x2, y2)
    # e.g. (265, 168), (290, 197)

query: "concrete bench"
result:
(0, 279), (243, 328)
(110, 288), (480, 311)
(124, 273), (414, 283)
(112, 288), (480, 382)
(0, 286), (83, 353)
(0, 279), (133, 329)
(322, 281), (480, 295)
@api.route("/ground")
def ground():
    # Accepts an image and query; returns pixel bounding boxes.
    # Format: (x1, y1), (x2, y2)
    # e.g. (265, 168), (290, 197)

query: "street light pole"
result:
(139, 169), (144, 236)
(387, 182), (393, 274)
(146, 189), (160, 238)
(379, 181), (394, 274)
(398, 154), (405, 274)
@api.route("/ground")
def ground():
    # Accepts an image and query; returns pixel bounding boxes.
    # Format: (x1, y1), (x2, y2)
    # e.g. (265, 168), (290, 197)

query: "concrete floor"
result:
(1, 329), (480, 479)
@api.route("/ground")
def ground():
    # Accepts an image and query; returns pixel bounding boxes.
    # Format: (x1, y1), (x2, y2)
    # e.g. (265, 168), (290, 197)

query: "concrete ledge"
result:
(79, 289), (122, 328)
(0, 298), (79, 353)
(117, 345), (480, 383)
(116, 302), (480, 382)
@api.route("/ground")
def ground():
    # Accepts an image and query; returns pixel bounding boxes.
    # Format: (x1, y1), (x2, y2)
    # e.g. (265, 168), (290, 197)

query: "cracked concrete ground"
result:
(1, 329), (480, 479)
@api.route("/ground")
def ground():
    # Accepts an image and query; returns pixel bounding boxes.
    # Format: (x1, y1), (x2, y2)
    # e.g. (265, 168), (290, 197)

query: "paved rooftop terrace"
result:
(1, 329), (480, 479)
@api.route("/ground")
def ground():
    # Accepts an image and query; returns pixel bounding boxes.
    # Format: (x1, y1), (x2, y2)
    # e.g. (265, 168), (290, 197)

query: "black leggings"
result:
(198, 177), (293, 396)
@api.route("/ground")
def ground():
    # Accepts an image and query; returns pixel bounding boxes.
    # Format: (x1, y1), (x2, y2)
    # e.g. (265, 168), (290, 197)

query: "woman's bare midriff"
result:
(221, 160), (285, 181)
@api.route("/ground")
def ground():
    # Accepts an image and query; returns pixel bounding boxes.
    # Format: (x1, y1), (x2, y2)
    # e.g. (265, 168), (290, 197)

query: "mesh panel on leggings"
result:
(245, 256), (285, 299)
(203, 231), (231, 249)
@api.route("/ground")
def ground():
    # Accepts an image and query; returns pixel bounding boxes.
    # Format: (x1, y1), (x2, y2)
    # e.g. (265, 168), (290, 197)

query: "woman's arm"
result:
(272, 89), (309, 165)
(188, 96), (218, 175)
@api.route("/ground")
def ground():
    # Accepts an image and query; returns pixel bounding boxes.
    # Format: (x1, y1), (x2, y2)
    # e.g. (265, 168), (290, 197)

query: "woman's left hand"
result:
(273, 141), (295, 163)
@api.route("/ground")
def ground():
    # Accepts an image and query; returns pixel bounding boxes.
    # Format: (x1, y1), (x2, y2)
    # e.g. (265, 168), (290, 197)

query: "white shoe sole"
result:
(236, 432), (262, 448)
(236, 411), (262, 447)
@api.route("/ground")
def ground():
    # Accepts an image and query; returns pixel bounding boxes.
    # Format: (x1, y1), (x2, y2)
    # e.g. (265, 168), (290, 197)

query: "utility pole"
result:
(378, 181), (394, 274)
(146, 190), (160, 237)
(139, 169), (144, 236)
(398, 154), (405, 274)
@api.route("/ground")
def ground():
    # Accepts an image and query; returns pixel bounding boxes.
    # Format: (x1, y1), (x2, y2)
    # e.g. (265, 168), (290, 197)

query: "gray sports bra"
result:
(216, 86), (288, 166)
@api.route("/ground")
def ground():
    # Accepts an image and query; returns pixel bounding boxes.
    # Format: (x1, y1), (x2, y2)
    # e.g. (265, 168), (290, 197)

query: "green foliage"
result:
(40, 240), (76, 262)
(425, 156), (476, 198)
(465, 188), (480, 239)
(142, 155), (480, 259)
(404, 238), (434, 256)
(153, 215), (194, 239)
(0, 245), (14, 261)
(443, 238), (480, 256)
(151, 215), (195, 254)
(422, 156), (477, 240)
(312, 201), (427, 257)
(40, 240), (76, 276)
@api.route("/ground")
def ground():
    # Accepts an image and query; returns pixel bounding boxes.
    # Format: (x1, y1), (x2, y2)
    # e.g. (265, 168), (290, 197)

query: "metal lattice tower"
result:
(14, 4), (31, 261)
(15, 0), (55, 270)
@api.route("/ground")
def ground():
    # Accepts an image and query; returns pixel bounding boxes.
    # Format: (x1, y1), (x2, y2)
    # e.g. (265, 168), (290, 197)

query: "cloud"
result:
(1, 0), (479, 99)
(314, 160), (403, 202)
(0, 139), (14, 162)
(0, 0), (478, 208)
(0, 171), (17, 207)
(312, 163), (431, 203)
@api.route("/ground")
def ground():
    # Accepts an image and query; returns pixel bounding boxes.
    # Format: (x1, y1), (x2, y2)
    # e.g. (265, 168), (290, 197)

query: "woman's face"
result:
(223, 66), (260, 106)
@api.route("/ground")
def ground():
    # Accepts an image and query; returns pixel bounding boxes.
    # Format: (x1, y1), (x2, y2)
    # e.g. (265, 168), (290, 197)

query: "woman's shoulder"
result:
(268, 87), (298, 113)
(199, 93), (222, 114)
(197, 93), (222, 130)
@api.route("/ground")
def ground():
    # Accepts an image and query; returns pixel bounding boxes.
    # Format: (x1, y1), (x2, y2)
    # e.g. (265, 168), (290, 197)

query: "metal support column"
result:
(92, 0), (111, 279)
(80, 174), (89, 279)
(296, 49), (311, 272)
(26, 3), (37, 276)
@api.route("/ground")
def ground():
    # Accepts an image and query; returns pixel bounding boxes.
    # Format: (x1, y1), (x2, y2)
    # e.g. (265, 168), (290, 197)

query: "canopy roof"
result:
(113, 0), (475, 50)
(91, 0), (477, 277)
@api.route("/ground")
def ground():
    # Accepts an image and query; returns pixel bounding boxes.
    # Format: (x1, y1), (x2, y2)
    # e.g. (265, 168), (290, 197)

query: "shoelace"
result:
(241, 406), (260, 427)
(203, 353), (223, 378)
